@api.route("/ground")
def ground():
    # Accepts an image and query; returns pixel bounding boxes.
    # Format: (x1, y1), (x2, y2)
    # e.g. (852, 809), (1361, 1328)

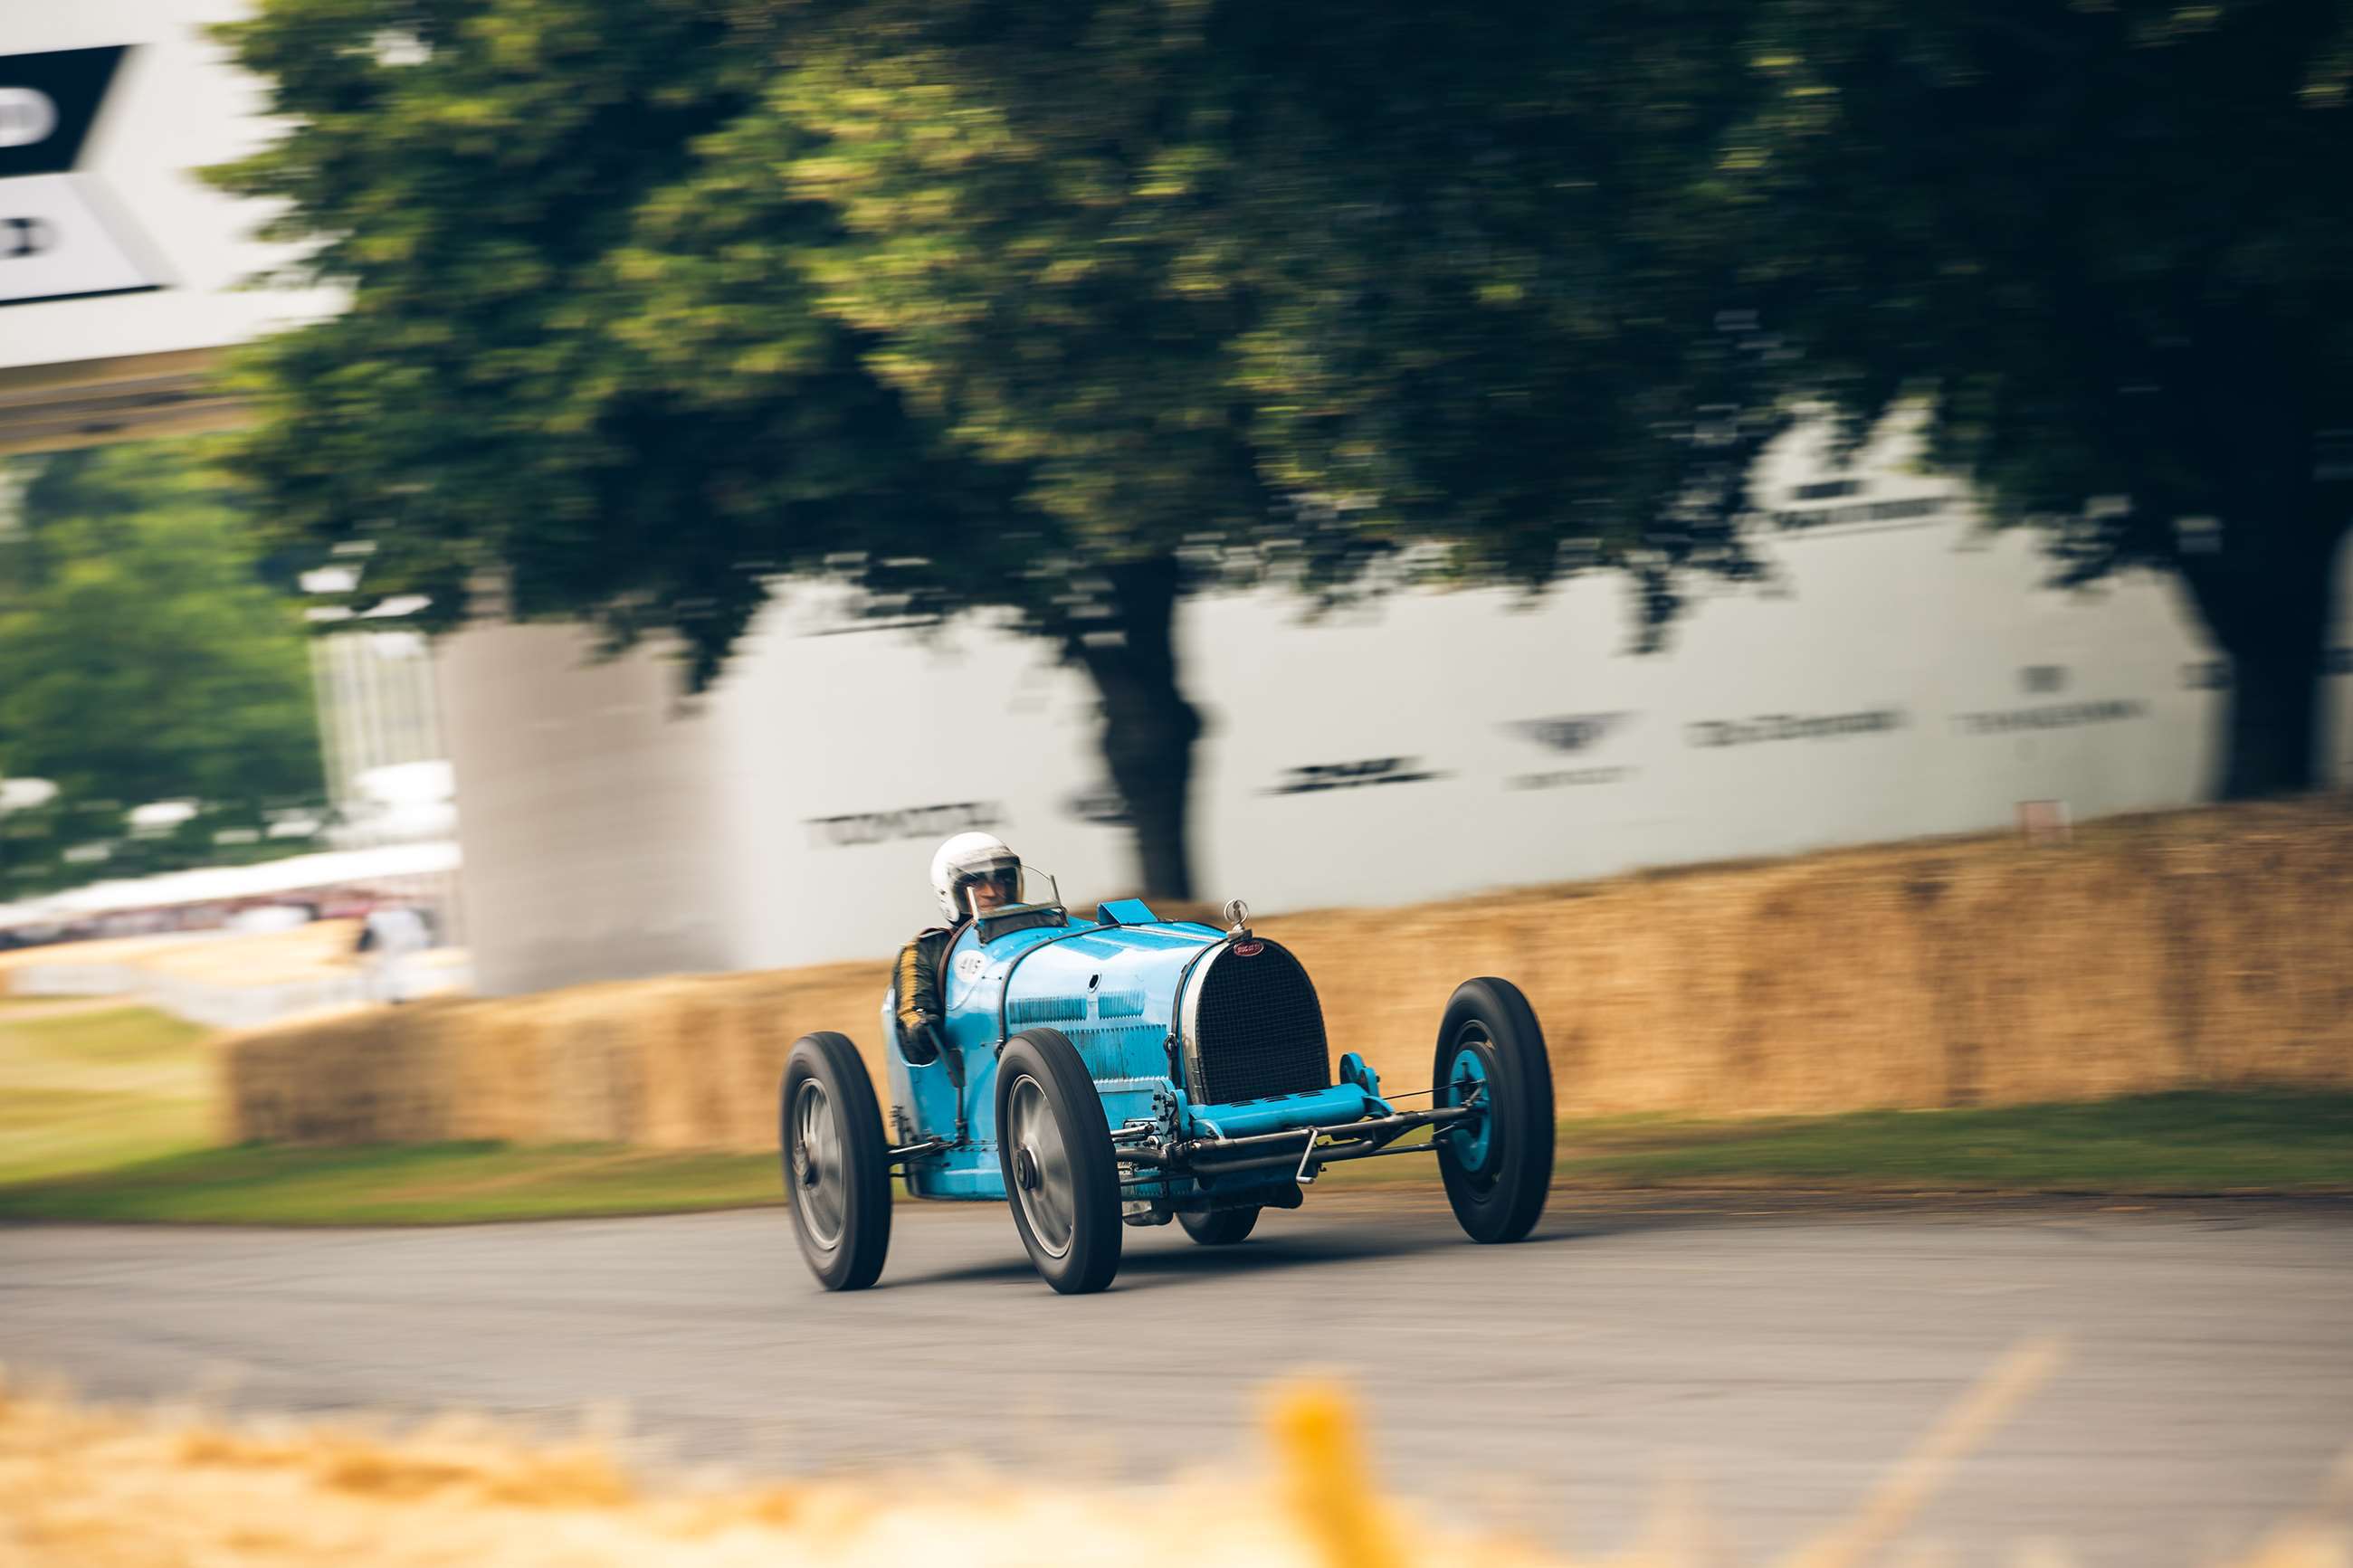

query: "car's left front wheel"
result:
(780, 1031), (891, 1291)
(996, 1028), (1121, 1294)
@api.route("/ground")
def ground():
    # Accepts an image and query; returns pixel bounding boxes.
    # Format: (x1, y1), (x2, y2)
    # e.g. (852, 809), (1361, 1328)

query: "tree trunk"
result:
(1067, 555), (1204, 900)
(2217, 633), (2327, 798)
(2177, 523), (2343, 800)
(1072, 556), (1205, 902)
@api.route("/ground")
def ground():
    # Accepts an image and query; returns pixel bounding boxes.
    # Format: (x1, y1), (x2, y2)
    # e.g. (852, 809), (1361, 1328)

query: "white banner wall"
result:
(444, 457), (2353, 992)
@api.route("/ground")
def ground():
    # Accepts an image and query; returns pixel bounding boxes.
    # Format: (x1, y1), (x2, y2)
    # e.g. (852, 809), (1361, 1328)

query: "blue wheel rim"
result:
(1442, 1030), (1494, 1173)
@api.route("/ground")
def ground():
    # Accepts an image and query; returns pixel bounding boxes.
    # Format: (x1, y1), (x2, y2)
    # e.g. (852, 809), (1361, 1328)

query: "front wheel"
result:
(780, 1032), (892, 1290)
(1433, 978), (1555, 1243)
(996, 1029), (1122, 1294)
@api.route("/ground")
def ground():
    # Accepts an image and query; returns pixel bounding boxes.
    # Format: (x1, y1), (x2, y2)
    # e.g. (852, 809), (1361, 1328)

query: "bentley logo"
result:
(1505, 712), (1630, 754)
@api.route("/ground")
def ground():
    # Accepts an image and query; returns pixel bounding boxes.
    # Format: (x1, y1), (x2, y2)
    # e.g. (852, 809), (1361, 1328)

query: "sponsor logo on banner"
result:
(1687, 708), (1908, 747)
(0, 47), (167, 308)
(1509, 766), (1634, 790)
(2020, 665), (2069, 695)
(1063, 781), (1129, 826)
(805, 800), (1005, 848)
(1768, 488), (1949, 533)
(2176, 654), (2350, 687)
(1504, 712), (1631, 753)
(2183, 660), (2231, 689)
(1503, 711), (1637, 789)
(1952, 699), (2147, 736)
(1266, 757), (1445, 795)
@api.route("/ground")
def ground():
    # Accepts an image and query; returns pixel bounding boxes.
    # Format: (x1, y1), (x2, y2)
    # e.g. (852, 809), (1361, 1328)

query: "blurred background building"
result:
(439, 443), (2353, 993)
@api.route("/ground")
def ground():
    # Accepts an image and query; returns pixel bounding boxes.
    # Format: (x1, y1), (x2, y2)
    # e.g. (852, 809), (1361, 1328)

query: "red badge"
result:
(1232, 940), (1264, 957)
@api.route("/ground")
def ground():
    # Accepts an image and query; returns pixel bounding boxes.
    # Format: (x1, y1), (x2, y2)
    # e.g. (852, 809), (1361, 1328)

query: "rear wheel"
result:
(780, 1032), (891, 1290)
(1433, 978), (1554, 1243)
(996, 1029), (1122, 1294)
(1177, 1205), (1260, 1245)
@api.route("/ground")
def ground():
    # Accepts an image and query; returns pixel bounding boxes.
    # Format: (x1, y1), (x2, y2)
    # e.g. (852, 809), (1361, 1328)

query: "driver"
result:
(892, 832), (1021, 1065)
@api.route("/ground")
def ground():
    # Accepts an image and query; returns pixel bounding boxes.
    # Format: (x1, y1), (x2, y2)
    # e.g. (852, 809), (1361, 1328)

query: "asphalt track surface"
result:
(5, 1193), (2349, 1565)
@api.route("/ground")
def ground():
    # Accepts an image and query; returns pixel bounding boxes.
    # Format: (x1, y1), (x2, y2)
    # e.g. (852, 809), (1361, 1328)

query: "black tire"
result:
(1177, 1205), (1261, 1245)
(1432, 977), (1555, 1243)
(780, 1031), (892, 1291)
(995, 1029), (1122, 1294)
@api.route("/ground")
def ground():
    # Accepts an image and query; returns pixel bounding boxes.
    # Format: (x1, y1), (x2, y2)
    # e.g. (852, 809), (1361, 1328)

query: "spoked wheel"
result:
(780, 1031), (891, 1291)
(1177, 1206), (1260, 1245)
(1433, 978), (1555, 1244)
(996, 1028), (1120, 1294)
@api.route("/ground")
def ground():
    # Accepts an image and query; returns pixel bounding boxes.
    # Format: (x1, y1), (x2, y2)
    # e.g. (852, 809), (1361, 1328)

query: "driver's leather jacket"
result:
(892, 924), (958, 1063)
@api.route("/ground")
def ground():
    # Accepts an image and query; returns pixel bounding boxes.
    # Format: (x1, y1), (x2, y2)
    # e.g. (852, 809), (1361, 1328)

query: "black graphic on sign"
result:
(1, 214), (55, 256)
(1952, 699), (2147, 736)
(0, 49), (122, 178)
(1267, 758), (1445, 794)
(1687, 709), (1907, 747)
(806, 800), (1005, 848)
(2020, 665), (2068, 695)
(2, 46), (163, 309)
(1503, 712), (1632, 754)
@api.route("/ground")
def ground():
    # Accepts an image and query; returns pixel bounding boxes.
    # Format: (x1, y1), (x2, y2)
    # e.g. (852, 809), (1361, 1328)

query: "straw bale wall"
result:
(222, 799), (2353, 1149)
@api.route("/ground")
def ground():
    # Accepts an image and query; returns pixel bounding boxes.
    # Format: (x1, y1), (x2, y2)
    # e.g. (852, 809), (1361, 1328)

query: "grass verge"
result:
(0, 1144), (780, 1224)
(0, 1091), (2347, 1224)
(0, 1003), (213, 1185)
(1326, 1088), (2353, 1195)
(6, 999), (2348, 1221)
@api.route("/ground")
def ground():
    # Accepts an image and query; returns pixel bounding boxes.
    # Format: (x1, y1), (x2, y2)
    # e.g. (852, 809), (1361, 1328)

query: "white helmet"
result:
(929, 832), (1020, 922)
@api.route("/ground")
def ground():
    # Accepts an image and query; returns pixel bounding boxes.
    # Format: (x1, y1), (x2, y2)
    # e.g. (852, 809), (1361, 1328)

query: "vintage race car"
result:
(778, 868), (1555, 1294)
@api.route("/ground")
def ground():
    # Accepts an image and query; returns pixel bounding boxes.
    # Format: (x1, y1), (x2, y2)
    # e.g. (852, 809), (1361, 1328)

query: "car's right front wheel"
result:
(1432, 977), (1555, 1243)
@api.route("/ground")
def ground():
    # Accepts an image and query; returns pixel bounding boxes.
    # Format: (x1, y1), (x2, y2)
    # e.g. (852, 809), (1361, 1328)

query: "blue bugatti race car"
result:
(778, 867), (1555, 1294)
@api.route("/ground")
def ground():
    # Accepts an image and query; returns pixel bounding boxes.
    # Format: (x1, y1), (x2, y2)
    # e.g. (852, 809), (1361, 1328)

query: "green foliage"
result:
(207, 0), (1005, 689)
(1715, 0), (2353, 792)
(211, 0), (2353, 892)
(0, 445), (328, 896)
(209, 0), (1786, 893)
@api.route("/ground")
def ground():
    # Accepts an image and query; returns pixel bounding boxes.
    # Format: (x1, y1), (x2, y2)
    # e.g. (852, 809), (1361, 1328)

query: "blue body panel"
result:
(1185, 1083), (1380, 1139)
(887, 910), (1227, 1198)
(881, 904), (1395, 1204)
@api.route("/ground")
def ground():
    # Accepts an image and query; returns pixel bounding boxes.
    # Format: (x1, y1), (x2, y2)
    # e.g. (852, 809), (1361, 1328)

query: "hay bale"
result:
(218, 797), (2353, 1148)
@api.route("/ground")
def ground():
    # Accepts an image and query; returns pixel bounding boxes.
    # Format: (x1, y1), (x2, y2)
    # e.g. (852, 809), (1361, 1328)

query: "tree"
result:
(214, 0), (1769, 898)
(1720, 0), (2353, 795)
(0, 443), (327, 893)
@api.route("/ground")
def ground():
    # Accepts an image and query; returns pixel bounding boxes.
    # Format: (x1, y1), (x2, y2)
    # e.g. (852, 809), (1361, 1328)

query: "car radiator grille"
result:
(1192, 940), (1329, 1104)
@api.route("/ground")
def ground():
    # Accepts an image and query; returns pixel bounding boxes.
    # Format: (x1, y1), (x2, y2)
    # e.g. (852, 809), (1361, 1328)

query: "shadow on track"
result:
(876, 1210), (1595, 1293)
